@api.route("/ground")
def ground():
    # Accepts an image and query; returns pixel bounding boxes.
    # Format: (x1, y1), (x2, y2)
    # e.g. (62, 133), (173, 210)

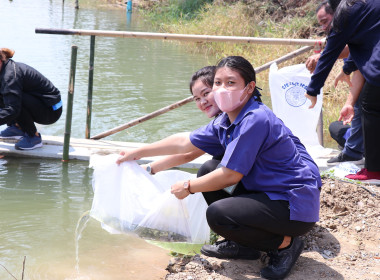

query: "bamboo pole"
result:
(35, 28), (325, 46)
(91, 97), (193, 140)
(62, 45), (78, 161)
(254, 45), (314, 73)
(85, 35), (95, 139)
(90, 45), (315, 140)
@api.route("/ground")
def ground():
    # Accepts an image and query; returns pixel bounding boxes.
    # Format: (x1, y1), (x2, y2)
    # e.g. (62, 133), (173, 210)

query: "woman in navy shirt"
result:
(306, 0), (380, 182)
(0, 48), (62, 150)
(117, 56), (321, 279)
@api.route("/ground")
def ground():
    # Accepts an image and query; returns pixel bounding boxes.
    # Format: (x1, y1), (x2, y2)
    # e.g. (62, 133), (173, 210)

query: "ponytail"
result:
(0, 48), (15, 62)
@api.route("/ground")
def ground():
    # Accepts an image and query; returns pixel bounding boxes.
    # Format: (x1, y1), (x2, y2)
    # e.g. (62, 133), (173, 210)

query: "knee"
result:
(205, 201), (226, 229)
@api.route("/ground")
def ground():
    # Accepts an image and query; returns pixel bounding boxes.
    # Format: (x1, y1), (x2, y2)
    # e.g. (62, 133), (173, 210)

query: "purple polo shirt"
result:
(190, 98), (320, 222)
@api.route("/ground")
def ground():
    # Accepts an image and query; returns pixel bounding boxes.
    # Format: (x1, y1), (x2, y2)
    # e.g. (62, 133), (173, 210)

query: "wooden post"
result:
(75, 0), (79, 9)
(317, 109), (324, 147)
(85, 35), (95, 139)
(62, 45), (78, 162)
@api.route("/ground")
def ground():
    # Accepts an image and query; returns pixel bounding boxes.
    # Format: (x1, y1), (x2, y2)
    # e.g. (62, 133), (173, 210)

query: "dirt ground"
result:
(164, 178), (380, 280)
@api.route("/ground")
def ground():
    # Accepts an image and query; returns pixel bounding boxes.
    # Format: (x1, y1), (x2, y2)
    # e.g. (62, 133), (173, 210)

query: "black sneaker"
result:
(260, 237), (304, 279)
(200, 239), (260, 260)
(327, 152), (364, 166)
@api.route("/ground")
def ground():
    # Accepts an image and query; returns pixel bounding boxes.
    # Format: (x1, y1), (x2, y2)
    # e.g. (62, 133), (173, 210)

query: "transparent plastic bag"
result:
(90, 154), (163, 233)
(135, 189), (192, 242)
(325, 162), (361, 179)
(89, 154), (210, 249)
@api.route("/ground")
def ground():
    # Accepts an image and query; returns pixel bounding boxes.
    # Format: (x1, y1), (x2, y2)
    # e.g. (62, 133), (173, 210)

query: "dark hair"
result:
(0, 48), (15, 62)
(330, 0), (366, 33)
(328, 0), (342, 11)
(216, 56), (262, 102)
(316, 0), (334, 15)
(189, 66), (216, 95)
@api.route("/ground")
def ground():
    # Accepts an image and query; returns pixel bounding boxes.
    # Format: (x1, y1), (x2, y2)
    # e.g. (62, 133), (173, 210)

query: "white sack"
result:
(89, 154), (210, 245)
(269, 63), (331, 159)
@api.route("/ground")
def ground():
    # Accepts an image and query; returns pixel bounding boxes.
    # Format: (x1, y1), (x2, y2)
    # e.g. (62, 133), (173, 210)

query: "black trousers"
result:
(329, 120), (350, 148)
(9, 94), (62, 137)
(361, 82), (380, 171)
(197, 159), (315, 252)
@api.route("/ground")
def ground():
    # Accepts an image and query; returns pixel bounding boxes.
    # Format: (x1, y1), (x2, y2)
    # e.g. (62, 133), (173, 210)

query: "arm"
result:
(141, 149), (205, 174)
(305, 45), (350, 74)
(116, 132), (201, 164)
(338, 45), (350, 59)
(306, 3), (365, 108)
(338, 70), (365, 125)
(171, 166), (243, 199)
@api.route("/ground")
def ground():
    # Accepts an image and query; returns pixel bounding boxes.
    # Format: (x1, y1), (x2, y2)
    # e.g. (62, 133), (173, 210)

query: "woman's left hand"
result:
(171, 181), (189, 200)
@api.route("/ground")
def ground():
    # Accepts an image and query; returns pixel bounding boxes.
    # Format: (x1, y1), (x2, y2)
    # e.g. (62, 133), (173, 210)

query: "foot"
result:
(260, 237), (304, 279)
(345, 168), (380, 184)
(15, 133), (43, 150)
(0, 125), (25, 140)
(327, 152), (364, 166)
(200, 239), (261, 260)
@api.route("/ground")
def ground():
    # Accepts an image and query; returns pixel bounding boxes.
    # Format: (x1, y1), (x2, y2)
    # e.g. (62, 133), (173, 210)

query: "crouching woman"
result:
(117, 56), (321, 279)
(0, 48), (62, 150)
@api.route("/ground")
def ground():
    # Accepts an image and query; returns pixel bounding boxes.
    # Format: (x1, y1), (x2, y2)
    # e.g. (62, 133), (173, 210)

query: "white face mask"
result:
(213, 85), (248, 113)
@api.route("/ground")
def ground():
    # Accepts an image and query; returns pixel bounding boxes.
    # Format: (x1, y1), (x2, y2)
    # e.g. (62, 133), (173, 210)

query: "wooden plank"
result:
(0, 135), (212, 169)
(0, 135), (340, 172)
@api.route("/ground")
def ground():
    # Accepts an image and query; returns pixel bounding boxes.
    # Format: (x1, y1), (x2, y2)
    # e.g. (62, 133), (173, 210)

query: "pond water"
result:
(0, 0), (219, 279)
(0, 157), (172, 280)
(1, 0), (217, 143)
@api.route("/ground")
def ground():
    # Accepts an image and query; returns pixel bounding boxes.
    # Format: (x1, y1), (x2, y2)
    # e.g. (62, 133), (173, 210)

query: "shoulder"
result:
(242, 103), (276, 124)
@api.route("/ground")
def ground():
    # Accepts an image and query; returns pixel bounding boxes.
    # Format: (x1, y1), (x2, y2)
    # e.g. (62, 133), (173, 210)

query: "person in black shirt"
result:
(0, 48), (62, 150)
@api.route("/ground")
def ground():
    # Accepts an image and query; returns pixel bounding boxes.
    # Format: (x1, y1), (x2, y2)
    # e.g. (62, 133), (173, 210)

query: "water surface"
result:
(0, 0), (214, 278)
(1, 0), (215, 143)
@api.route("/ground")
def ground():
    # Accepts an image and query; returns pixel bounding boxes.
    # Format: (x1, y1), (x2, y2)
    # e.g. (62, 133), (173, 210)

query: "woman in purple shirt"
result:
(117, 56), (321, 279)
(306, 0), (380, 182)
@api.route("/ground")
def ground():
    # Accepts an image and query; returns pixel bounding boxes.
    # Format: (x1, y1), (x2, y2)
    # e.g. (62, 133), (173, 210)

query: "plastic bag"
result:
(90, 154), (163, 233)
(89, 154), (210, 248)
(324, 162), (361, 179)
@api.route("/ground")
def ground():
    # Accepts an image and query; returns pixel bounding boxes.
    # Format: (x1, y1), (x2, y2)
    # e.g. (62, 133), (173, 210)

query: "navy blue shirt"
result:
(0, 59), (61, 125)
(307, 0), (380, 96)
(190, 98), (321, 223)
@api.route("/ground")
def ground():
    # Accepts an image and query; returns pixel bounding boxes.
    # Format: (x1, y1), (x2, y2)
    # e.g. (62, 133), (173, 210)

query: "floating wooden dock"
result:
(0, 135), (338, 172)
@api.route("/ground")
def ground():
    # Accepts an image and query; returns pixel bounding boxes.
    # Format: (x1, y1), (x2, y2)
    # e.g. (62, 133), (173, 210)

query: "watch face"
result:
(183, 181), (189, 189)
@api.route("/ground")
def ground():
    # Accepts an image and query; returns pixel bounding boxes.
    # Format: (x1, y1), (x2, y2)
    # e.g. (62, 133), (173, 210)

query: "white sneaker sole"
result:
(0, 135), (24, 140)
(15, 142), (43, 150)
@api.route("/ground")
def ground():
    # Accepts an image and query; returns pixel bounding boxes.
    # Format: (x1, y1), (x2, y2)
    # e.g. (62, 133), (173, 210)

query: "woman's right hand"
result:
(116, 149), (140, 165)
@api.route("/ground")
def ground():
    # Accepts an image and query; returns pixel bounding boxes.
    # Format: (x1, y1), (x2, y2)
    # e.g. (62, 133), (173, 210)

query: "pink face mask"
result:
(213, 85), (248, 113)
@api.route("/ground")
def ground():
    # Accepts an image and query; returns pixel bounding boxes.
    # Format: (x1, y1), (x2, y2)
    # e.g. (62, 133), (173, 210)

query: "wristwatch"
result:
(146, 164), (154, 175)
(183, 180), (194, 194)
